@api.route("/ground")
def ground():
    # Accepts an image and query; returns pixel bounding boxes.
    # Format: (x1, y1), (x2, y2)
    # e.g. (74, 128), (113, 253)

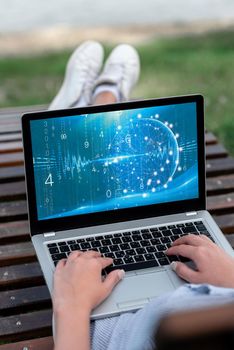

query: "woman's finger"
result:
(82, 250), (102, 259)
(171, 234), (209, 247)
(170, 261), (198, 283)
(166, 244), (197, 260)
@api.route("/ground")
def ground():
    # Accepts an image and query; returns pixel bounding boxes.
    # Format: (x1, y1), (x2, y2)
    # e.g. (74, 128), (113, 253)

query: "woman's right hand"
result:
(166, 234), (234, 288)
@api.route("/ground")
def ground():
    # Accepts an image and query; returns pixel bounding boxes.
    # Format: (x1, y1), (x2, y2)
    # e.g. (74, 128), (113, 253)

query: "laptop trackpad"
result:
(116, 270), (174, 307)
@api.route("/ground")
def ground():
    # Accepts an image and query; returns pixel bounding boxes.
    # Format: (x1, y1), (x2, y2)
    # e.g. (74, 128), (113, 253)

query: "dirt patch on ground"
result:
(0, 19), (234, 57)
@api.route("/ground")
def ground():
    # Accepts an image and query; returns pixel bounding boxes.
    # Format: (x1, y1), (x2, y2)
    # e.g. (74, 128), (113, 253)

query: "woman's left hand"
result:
(53, 250), (125, 314)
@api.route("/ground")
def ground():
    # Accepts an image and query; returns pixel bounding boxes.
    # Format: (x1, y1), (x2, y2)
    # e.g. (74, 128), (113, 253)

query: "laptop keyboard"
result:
(47, 221), (214, 273)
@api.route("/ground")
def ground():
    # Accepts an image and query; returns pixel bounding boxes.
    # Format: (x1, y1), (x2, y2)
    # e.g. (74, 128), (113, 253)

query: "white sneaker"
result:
(49, 41), (104, 110)
(92, 44), (140, 102)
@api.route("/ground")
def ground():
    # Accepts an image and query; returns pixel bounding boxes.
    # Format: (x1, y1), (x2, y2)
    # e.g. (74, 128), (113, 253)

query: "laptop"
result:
(22, 94), (234, 319)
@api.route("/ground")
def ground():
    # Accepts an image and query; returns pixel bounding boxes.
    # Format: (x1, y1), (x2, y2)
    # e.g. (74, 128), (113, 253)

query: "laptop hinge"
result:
(186, 211), (198, 216)
(43, 232), (56, 237)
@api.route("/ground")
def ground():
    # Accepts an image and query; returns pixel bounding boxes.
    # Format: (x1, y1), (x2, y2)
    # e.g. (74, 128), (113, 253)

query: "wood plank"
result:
(0, 153), (24, 167)
(0, 262), (44, 289)
(213, 214), (234, 234)
(0, 285), (50, 314)
(0, 142), (23, 154)
(0, 166), (25, 183)
(205, 143), (228, 159)
(0, 221), (29, 245)
(206, 157), (234, 177)
(0, 200), (27, 222)
(0, 124), (21, 134)
(0, 133), (21, 143)
(0, 221), (29, 243)
(206, 175), (234, 196)
(0, 181), (26, 201)
(205, 132), (217, 145)
(0, 104), (46, 118)
(0, 242), (36, 267)
(0, 336), (53, 350)
(207, 192), (234, 214)
(0, 309), (52, 342)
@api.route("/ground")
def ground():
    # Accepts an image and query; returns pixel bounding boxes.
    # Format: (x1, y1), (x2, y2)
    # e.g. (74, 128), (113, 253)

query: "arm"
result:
(52, 250), (125, 350)
(166, 234), (234, 288)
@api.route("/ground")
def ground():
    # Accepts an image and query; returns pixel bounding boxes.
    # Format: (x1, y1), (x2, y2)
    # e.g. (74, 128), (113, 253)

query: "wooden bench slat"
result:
(0, 285), (50, 314)
(0, 336), (53, 350)
(0, 181), (26, 201)
(205, 143), (228, 159)
(213, 214), (234, 234)
(0, 309), (52, 342)
(0, 153), (24, 167)
(0, 124), (22, 134)
(0, 133), (21, 143)
(206, 175), (234, 195)
(207, 192), (234, 214)
(0, 262), (44, 289)
(0, 142), (23, 154)
(0, 200), (27, 222)
(0, 242), (36, 267)
(0, 221), (29, 243)
(206, 157), (234, 177)
(205, 132), (217, 145)
(0, 166), (25, 183)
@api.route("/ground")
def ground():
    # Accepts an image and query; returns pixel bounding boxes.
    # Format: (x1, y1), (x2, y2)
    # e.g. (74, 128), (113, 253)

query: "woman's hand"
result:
(53, 250), (125, 314)
(166, 234), (234, 288)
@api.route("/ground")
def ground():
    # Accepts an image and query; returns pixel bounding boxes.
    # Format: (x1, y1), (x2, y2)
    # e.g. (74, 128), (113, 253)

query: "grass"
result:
(0, 29), (234, 154)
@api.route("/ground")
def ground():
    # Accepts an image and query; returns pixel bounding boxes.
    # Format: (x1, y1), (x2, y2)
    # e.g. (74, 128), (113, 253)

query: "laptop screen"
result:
(30, 101), (199, 221)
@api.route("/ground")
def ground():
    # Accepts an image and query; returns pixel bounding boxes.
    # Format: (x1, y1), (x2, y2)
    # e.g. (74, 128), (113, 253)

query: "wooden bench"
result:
(0, 106), (234, 349)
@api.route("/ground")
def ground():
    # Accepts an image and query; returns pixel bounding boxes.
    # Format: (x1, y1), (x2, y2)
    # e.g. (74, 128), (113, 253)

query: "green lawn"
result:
(0, 29), (234, 154)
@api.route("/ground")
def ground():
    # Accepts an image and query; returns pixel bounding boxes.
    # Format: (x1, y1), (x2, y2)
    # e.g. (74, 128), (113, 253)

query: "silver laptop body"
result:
(22, 95), (234, 319)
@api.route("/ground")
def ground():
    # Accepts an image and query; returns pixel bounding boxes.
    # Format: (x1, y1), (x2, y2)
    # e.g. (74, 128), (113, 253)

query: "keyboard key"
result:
(67, 240), (76, 245)
(115, 251), (125, 258)
(123, 231), (131, 236)
(182, 226), (197, 234)
(58, 241), (66, 246)
(141, 229), (150, 234)
(194, 221), (203, 225)
(157, 244), (167, 251)
(124, 256), (134, 264)
(99, 246), (110, 254)
(51, 253), (67, 261)
(161, 230), (172, 237)
(166, 243), (171, 249)
(47, 243), (57, 248)
(59, 245), (70, 253)
(158, 226), (167, 230)
(155, 252), (166, 259)
(142, 233), (152, 239)
(113, 258), (124, 266)
(158, 258), (169, 266)
(185, 222), (194, 227)
(132, 230), (140, 234)
(140, 240), (150, 247)
(125, 249), (136, 256)
(77, 238), (85, 243)
(151, 231), (162, 238)
(105, 234), (112, 239)
(104, 252), (115, 259)
(136, 247), (146, 255)
(177, 223), (185, 227)
(70, 244), (80, 251)
(54, 260), (59, 266)
(168, 225), (176, 229)
(49, 247), (59, 254)
(146, 246), (156, 253)
(86, 237), (95, 242)
(110, 245), (120, 252)
(80, 242), (91, 249)
(130, 241), (141, 249)
(179, 256), (191, 263)
(132, 235), (142, 242)
(120, 243), (130, 250)
(145, 253), (155, 261)
(161, 237), (171, 244)
(102, 239), (112, 246)
(150, 227), (159, 232)
(122, 236), (132, 243)
(95, 235), (104, 240)
(134, 255), (145, 262)
(172, 228), (182, 235)
(91, 241), (101, 248)
(151, 238), (160, 245)
(115, 233), (122, 237)
(112, 237), (122, 245)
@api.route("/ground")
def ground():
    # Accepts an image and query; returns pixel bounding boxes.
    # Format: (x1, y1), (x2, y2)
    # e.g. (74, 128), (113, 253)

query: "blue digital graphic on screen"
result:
(30, 102), (199, 221)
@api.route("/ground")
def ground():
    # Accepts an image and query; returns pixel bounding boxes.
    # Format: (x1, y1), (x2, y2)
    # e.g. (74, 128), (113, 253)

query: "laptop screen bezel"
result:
(22, 94), (206, 236)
